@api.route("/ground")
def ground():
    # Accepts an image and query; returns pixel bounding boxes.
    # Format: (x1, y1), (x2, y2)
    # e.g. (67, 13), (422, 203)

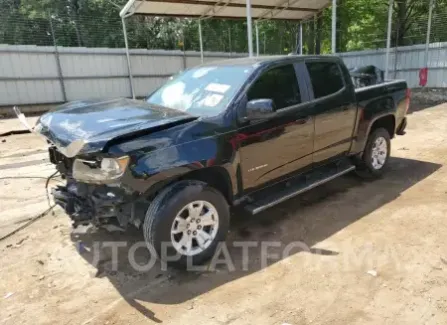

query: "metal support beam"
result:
(122, 17), (135, 99)
(151, 0), (319, 13)
(425, 0), (435, 69)
(385, 0), (394, 80)
(199, 20), (204, 63)
(255, 21), (260, 57)
(299, 21), (303, 55)
(331, 0), (337, 54)
(246, 0), (254, 57)
(257, 0), (306, 21)
(199, 0), (231, 20)
(263, 32), (266, 54)
(119, 0), (137, 17)
(228, 27), (232, 55)
(49, 14), (67, 102)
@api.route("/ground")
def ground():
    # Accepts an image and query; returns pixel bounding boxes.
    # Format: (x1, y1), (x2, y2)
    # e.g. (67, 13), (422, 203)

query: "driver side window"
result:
(247, 64), (302, 110)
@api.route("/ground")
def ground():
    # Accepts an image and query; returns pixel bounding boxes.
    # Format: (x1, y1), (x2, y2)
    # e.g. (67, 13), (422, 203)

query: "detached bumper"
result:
(396, 117), (407, 135)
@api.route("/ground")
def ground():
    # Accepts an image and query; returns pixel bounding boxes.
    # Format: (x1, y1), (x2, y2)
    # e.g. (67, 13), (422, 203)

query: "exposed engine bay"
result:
(48, 146), (147, 229)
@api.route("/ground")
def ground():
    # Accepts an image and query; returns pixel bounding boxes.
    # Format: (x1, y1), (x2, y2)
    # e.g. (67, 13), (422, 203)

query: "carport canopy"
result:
(119, 0), (334, 99)
(120, 0), (330, 21)
(120, 0), (332, 60)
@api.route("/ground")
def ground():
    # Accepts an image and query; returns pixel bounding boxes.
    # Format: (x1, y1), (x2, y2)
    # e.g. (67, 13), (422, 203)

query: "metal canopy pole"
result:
(255, 21), (260, 56)
(246, 0), (254, 57)
(299, 22), (303, 55)
(122, 17), (135, 99)
(49, 14), (67, 102)
(385, 0), (394, 80)
(331, 0), (337, 54)
(228, 27), (232, 55)
(199, 20), (204, 63)
(263, 32), (266, 54)
(425, 0), (435, 70)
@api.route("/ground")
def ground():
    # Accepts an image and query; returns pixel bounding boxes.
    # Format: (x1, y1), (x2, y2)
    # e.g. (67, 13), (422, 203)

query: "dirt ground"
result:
(1, 101), (447, 325)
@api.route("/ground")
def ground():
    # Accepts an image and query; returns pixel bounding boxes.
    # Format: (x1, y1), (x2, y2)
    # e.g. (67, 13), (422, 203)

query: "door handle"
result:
(295, 117), (311, 125)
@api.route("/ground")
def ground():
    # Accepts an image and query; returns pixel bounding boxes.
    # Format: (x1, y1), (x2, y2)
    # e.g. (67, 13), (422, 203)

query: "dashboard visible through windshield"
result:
(146, 65), (255, 117)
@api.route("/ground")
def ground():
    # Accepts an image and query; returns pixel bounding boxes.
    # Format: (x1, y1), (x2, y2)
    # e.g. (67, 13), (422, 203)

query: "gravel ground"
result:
(1, 102), (447, 325)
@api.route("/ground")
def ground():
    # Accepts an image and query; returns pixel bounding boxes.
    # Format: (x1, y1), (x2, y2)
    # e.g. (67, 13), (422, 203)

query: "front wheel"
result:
(143, 181), (230, 268)
(356, 128), (391, 179)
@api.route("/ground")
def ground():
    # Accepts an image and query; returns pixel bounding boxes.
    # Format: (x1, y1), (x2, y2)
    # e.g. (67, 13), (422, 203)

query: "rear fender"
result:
(351, 95), (396, 154)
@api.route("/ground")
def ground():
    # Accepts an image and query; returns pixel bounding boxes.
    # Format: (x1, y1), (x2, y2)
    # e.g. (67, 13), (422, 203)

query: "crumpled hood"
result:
(35, 98), (196, 157)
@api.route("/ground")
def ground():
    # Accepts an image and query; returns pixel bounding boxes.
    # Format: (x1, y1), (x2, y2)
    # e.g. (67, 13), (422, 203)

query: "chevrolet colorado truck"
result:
(20, 55), (410, 266)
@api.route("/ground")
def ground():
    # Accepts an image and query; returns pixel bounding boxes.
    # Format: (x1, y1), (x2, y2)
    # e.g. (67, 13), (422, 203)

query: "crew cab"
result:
(20, 55), (410, 266)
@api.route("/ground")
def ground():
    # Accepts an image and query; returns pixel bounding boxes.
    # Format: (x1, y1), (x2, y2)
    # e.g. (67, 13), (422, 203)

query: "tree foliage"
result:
(1, 0), (447, 53)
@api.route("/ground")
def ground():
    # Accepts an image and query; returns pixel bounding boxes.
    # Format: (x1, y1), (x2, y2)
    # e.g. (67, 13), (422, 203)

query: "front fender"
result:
(120, 136), (238, 196)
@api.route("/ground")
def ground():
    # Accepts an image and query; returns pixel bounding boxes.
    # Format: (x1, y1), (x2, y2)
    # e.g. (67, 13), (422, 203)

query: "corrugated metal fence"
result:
(2, 42), (447, 108)
(0, 45), (241, 107)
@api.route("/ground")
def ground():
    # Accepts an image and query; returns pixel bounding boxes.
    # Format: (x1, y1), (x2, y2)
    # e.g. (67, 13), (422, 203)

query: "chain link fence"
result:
(2, 1), (447, 54)
(0, 11), (307, 55)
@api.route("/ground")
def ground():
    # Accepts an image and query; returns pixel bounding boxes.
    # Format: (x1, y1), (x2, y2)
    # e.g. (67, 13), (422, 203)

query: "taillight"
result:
(405, 88), (411, 114)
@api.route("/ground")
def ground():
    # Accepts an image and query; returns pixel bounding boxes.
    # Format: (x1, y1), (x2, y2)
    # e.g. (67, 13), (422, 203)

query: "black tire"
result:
(143, 180), (230, 268)
(356, 127), (391, 179)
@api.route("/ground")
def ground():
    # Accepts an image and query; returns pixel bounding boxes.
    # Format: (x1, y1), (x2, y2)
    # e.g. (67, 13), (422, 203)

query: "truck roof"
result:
(199, 55), (340, 68)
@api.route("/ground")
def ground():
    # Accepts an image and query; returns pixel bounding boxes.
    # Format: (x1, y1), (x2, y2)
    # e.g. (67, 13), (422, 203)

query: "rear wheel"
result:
(356, 128), (391, 179)
(143, 181), (230, 268)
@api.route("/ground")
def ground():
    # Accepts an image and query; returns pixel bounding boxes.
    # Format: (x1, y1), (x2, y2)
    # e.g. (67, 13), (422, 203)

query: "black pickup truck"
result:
(23, 55), (410, 266)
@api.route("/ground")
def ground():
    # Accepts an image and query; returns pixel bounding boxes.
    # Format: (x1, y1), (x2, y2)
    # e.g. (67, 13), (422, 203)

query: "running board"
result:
(245, 163), (356, 215)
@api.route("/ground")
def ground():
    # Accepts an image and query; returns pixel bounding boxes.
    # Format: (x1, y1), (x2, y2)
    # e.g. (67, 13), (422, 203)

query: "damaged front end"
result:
(14, 99), (195, 228)
(48, 146), (144, 228)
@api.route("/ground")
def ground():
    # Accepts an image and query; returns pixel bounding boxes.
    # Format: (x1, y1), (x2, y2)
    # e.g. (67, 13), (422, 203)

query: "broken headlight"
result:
(72, 156), (130, 184)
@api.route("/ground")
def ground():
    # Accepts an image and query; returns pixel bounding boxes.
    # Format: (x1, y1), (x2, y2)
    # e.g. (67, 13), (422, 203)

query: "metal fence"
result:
(2, 41), (445, 107)
(0, 45), (243, 106)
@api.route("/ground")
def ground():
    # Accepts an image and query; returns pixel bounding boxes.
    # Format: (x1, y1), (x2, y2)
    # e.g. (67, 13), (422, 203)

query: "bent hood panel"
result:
(36, 98), (195, 157)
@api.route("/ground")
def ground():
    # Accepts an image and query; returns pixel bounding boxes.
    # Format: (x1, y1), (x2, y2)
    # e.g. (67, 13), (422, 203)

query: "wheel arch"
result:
(143, 166), (234, 206)
(179, 166), (234, 204)
(352, 112), (396, 155)
(369, 114), (396, 139)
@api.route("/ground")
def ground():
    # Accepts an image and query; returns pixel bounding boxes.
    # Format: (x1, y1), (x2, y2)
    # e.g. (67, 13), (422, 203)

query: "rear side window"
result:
(248, 64), (301, 110)
(306, 62), (344, 99)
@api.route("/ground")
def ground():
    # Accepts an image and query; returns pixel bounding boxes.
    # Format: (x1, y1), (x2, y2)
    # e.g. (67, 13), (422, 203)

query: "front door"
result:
(305, 60), (358, 164)
(237, 63), (315, 192)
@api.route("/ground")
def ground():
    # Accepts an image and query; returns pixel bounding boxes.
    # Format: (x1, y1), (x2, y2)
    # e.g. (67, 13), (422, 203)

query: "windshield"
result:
(146, 65), (255, 117)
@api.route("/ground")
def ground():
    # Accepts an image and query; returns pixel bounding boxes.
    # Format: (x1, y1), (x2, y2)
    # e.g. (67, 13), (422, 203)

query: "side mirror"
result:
(246, 99), (276, 121)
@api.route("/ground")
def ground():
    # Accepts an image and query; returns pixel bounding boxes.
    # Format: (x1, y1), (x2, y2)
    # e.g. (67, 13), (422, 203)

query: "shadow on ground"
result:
(70, 157), (441, 322)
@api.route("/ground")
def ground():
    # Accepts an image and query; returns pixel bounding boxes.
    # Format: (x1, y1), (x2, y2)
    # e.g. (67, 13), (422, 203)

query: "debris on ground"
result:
(367, 270), (378, 277)
(15, 236), (29, 246)
(76, 241), (85, 253)
(4, 292), (14, 299)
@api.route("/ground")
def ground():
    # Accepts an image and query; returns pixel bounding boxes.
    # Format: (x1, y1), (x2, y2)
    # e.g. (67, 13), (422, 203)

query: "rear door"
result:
(237, 63), (315, 192)
(305, 60), (357, 165)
